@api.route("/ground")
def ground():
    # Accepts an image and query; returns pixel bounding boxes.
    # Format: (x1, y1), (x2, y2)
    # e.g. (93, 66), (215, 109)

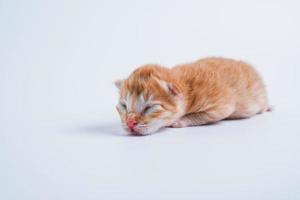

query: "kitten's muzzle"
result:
(127, 120), (137, 129)
(126, 117), (137, 130)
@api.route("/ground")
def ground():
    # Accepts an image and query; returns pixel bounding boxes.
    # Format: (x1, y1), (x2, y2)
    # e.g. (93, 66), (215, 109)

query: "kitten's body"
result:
(116, 57), (270, 135)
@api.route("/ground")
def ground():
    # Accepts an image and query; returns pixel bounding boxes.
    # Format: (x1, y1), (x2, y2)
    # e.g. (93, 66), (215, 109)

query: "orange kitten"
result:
(115, 57), (271, 136)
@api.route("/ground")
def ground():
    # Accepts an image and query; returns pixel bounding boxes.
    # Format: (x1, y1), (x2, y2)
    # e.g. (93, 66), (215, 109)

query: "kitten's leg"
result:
(171, 104), (235, 128)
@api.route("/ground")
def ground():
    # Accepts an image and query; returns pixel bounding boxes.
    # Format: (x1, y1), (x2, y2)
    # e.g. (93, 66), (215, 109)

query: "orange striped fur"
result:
(115, 57), (270, 135)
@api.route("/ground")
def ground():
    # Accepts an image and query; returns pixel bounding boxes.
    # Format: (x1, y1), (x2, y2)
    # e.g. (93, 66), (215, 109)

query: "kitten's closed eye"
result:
(120, 102), (127, 110)
(143, 104), (162, 115)
(143, 106), (152, 114)
(117, 102), (127, 113)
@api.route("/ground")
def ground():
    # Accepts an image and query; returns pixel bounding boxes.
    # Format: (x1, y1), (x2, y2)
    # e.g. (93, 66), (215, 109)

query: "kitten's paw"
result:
(266, 105), (274, 112)
(170, 119), (189, 128)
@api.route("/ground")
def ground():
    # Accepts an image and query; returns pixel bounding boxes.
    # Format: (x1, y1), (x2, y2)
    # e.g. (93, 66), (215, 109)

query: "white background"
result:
(1, 0), (300, 199)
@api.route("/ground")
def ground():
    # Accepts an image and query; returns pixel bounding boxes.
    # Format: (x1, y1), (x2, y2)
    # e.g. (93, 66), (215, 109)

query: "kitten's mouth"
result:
(129, 128), (144, 136)
(130, 132), (144, 136)
(124, 123), (162, 136)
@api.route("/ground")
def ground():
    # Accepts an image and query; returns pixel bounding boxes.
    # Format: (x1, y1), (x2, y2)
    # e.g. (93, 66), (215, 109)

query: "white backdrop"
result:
(1, 0), (300, 199)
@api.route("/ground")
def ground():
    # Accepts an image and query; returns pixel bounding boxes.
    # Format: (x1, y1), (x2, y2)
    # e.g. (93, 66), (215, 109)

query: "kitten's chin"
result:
(131, 127), (161, 136)
(130, 118), (180, 136)
(128, 124), (165, 136)
(122, 125), (152, 136)
(122, 118), (179, 136)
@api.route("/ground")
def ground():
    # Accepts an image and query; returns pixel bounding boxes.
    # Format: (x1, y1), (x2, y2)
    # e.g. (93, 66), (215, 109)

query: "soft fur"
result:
(115, 57), (271, 135)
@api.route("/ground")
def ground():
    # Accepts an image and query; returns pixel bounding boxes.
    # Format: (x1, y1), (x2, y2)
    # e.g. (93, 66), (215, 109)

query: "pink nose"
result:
(127, 119), (137, 129)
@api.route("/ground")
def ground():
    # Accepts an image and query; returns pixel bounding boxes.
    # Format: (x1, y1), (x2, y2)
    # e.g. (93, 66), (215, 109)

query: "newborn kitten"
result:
(115, 57), (271, 136)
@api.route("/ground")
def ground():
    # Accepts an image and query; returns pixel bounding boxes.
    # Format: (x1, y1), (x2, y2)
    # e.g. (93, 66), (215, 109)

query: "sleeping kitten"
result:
(115, 57), (271, 136)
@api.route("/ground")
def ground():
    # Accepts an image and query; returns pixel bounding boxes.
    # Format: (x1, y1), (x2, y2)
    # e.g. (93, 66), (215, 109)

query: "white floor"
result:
(1, 0), (300, 199)
(2, 110), (300, 200)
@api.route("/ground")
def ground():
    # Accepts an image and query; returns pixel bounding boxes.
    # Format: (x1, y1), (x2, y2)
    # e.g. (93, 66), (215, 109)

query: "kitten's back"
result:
(173, 57), (268, 116)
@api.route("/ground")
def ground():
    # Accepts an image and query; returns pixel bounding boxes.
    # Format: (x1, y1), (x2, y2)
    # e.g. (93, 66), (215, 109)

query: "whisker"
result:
(137, 125), (148, 128)
(137, 124), (147, 126)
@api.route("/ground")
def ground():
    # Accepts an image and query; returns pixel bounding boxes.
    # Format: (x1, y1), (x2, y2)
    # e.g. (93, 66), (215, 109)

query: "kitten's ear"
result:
(114, 80), (123, 90)
(159, 80), (180, 96)
(167, 83), (180, 96)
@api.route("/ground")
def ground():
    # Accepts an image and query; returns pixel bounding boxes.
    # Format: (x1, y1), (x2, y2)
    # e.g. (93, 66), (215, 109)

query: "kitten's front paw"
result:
(170, 119), (189, 128)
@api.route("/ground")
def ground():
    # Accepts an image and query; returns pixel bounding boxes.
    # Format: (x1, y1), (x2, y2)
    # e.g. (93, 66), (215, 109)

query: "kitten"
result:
(115, 57), (271, 136)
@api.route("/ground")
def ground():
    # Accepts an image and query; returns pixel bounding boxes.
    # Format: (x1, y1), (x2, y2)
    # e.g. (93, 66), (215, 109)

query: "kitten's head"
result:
(115, 65), (185, 136)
